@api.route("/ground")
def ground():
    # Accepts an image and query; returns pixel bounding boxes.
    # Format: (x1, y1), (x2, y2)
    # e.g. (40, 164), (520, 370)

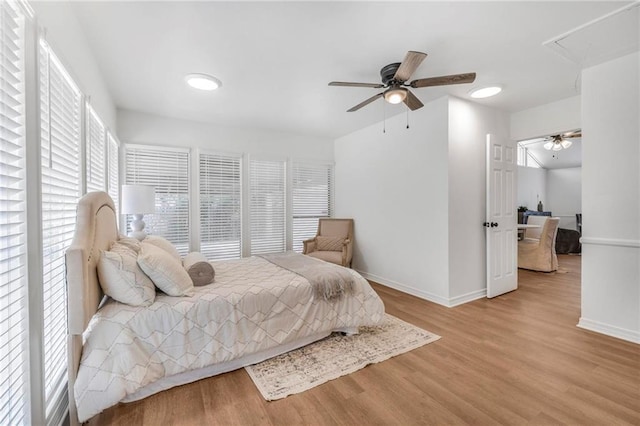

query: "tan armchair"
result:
(303, 218), (354, 267)
(518, 217), (560, 272)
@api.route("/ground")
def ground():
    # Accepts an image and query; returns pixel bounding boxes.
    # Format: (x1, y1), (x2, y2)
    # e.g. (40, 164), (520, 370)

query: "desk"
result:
(517, 224), (540, 240)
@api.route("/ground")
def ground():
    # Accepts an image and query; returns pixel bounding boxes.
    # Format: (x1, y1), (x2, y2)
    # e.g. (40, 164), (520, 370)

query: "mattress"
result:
(75, 256), (385, 421)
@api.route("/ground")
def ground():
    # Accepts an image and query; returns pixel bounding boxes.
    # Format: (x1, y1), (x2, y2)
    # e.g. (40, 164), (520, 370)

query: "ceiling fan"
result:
(329, 51), (476, 112)
(543, 131), (582, 151)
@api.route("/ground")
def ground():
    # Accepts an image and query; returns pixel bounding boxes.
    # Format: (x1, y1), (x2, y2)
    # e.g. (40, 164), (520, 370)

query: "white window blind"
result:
(199, 152), (241, 260)
(0, 1), (27, 424)
(106, 132), (119, 219)
(39, 39), (82, 419)
(250, 158), (285, 255)
(125, 145), (190, 255)
(85, 104), (106, 192)
(292, 162), (332, 253)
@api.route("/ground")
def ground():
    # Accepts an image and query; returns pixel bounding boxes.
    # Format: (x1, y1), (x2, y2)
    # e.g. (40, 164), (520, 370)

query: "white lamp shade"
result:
(121, 185), (155, 214)
(561, 139), (572, 149)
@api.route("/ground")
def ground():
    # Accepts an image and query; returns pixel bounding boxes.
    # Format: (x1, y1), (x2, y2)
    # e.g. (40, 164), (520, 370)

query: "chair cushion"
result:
(316, 236), (345, 251)
(307, 250), (343, 266)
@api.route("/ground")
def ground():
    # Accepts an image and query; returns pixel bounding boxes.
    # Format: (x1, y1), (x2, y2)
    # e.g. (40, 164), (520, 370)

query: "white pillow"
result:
(116, 234), (142, 253)
(143, 235), (181, 261)
(138, 243), (194, 297)
(97, 242), (156, 306)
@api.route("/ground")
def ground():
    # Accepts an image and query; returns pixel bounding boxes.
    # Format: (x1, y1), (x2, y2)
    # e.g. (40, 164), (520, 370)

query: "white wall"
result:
(334, 97), (451, 305)
(117, 109), (333, 161)
(546, 167), (582, 230)
(580, 52), (639, 343)
(32, 1), (116, 129)
(335, 96), (509, 307)
(448, 97), (510, 303)
(511, 95), (581, 141)
(517, 166), (547, 212)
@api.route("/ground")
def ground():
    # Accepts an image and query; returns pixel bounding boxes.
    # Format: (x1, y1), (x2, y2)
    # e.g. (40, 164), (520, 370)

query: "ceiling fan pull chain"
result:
(406, 104), (410, 129)
(383, 100), (386, 133)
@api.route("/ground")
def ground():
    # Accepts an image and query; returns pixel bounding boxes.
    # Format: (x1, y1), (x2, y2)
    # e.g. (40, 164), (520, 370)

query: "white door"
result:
(485, 133), (517, 298)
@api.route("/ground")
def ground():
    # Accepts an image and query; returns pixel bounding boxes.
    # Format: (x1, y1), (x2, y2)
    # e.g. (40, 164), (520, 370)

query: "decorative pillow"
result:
(137, 243), (194, 297)
(183, 252), (215, 286)
(316, 236), (346, 252)
(116, 234), (142, 253)
(97, 242), (156, 306)
(143, 235), (181, 262)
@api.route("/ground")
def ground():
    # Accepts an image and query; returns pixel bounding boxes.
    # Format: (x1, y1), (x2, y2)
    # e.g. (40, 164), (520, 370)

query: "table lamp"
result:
(121, 184), (155, 240)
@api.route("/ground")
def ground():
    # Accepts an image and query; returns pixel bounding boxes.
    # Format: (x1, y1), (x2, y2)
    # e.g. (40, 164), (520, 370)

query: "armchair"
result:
(518, 217), (560, 272)
(303, 218), (354, 267)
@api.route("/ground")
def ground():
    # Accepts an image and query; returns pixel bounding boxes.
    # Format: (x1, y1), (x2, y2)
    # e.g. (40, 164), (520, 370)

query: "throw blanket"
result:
(259, 252), (354, 301)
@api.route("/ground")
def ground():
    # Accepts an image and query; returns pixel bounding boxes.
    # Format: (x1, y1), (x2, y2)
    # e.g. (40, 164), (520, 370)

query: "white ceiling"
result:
(69, 1), (628, 139)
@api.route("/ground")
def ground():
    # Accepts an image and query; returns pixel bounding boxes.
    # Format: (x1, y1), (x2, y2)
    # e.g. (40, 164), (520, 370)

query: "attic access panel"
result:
(543, 2), (639, 68)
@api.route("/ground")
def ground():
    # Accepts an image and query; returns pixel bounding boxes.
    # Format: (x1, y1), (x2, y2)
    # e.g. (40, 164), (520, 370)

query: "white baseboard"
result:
(356, 270), (486, 308)
(448, 288), (487, 307)
(577, 317), (640, 344)
(356, 270), (451, 307)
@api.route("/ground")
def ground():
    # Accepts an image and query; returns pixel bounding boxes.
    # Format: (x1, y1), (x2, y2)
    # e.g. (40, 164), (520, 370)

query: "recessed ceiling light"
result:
(469, 86), (502, 99)
(185, 73), (221, 91)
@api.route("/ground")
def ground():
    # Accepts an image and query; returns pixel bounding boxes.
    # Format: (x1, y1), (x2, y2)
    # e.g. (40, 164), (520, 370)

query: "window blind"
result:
(0, 1), (28, 423)
(39, 39), (82, 419)
(125, 145), (190, 255)
(106, 132), (119, 220)
(85, 104), (106, 192)
(199, 152), (241, 260)
(250, 158), (285, 255)
(292, 162), (332, 253)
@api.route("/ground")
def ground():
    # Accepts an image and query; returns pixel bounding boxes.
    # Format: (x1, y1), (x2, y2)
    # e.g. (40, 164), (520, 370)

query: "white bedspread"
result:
(75, 256), (384, 421)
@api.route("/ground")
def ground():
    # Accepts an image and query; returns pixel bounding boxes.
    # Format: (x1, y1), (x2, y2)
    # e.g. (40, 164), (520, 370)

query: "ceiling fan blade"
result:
(347, 93), (383, 112)
(394, 51), (427, 82)
(410, 72), (476, 88)
(403, 90), (424, 111)
(562, 131), (582, 138)
(329, 81), (384, 88)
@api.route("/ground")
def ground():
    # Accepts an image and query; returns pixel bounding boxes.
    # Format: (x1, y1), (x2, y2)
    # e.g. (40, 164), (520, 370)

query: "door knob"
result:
(490, 222), (498, 227)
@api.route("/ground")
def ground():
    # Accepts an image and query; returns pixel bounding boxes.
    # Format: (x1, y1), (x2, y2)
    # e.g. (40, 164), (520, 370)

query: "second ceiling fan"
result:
(329, 51), (476, 112)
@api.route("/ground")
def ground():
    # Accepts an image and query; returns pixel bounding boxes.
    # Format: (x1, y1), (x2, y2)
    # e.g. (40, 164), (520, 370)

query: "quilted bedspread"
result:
(75, 256), (385, 421)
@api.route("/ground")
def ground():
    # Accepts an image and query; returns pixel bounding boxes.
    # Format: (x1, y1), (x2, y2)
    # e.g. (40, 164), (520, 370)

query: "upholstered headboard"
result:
(65, 191), (118, 425)
(66, 191), (118, 335)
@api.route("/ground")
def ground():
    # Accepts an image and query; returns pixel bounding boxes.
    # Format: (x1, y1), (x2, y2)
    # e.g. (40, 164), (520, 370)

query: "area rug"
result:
(244, 314), (440, 400)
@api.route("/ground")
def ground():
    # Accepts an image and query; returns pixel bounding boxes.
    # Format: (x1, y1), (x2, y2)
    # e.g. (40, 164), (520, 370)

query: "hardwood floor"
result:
(89, 255), (640, 425)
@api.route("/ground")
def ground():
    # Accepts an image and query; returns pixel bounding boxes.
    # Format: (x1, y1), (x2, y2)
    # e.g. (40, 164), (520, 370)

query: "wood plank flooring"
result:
(89, 255), (640, 425)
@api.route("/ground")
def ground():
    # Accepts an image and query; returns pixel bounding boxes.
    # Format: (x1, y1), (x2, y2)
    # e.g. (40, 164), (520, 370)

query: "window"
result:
(199, 152), (241, 260)
(85, 104), (106, 192)
(250, 158), (285, 255)
(39, 39), (82, 420)
(517, 141), (542, 168)
(106, 132), (119, 220)
(0, 1), (28, 423)
(292, 162), (332, 252)
(125, 145), (190, 255)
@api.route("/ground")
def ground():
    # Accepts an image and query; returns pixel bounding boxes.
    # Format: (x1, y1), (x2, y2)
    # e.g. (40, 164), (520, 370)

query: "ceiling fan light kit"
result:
(185, 73), (221, 91)
(384, 87), (408, 104)
(329, 50), (476, 112)
(543, 132), (581, 151)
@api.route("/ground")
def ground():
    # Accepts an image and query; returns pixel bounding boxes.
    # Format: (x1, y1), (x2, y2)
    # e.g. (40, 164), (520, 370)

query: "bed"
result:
(65, 192), (385, 424)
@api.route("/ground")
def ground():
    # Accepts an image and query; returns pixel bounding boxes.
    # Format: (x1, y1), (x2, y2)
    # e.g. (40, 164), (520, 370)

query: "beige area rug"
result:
(244, 314), (440, 401)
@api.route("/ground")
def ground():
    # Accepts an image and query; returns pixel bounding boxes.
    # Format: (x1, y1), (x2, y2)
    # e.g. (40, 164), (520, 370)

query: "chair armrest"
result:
(303, 238), (317, 254)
